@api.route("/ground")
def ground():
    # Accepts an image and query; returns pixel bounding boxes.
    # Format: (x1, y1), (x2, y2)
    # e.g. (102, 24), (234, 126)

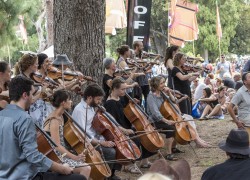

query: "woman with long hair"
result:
(172, 53), (200, 115)
(147, 76), (210, 151)
(43, 90), (91, 178)
(199, 87), (223, 119)
(164, 45), (179, 89)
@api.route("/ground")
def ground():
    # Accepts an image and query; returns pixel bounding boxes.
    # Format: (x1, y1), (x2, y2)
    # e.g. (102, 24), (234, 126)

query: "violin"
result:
(182, 63), (211, 74)
(123, 92), (165, 152)
(36, 124), (62, 163)
(63, 70), (96, 82)
(31, 72), (59, 88)
(159, 91), (197, 145)
(63, 111), (111, 180)
(92, 106), (141, 165)
(47, 66), (96, 82)
(113, 68), (133, 77)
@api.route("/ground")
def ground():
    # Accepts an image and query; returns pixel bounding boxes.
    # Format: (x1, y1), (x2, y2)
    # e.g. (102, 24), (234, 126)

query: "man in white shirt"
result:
(72, 84), (121, 180)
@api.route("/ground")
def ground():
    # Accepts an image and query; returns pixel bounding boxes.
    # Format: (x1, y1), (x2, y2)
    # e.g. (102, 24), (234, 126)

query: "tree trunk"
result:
(53, 0), (105, 85)
(45, 0), (54, 47)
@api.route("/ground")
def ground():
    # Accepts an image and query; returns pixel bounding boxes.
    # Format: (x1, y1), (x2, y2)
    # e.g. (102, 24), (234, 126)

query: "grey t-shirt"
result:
(216, 61), (231, 78)
(231, 85), (250, 125)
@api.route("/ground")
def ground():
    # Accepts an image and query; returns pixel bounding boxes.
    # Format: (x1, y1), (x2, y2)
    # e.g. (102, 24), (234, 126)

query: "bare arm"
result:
(227, 102), (244, 128)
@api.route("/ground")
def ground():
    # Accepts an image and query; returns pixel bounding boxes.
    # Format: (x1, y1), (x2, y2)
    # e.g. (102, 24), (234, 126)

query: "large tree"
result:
(53, 0), (105, 84)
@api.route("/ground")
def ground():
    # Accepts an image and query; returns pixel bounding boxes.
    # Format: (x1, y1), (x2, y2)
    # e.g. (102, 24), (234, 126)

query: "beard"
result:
(89, 99), (98, 108)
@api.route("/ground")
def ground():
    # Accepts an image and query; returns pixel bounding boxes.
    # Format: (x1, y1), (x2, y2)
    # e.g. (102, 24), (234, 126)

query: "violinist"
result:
(14, 54), (46, 104)
(72, 84), (122, 180)
(172, 53), (200, 115)
(104, 77), (155, 173)
(164, 45), (180, 89)
(102, 58), (116, 101)
(29, 53), (57, 128)
(43, 90), (91, 178)
(50, 54), (86, 91)
(0, 61), (11, 110)
(0, 76), (85, 180)
(130, 41), (152, 110)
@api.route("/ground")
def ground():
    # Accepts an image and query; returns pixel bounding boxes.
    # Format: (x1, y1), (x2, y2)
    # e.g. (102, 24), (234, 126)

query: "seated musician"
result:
(104, 77), (156, 173)
(0, 61), (11, 110)
(72, 84), (122, 180)
(147, 76), (210, 160)
(0, 76), (85, 180)
(43, 89), (91, 178)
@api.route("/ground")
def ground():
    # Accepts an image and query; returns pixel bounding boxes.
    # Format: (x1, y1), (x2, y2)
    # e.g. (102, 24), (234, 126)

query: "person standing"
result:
(102, 57), (116, 101)
(216, 55), (232, 79)
(172, 53), (199, 115)
(0, 76), (85, 180)
(164, 45), (180, 89)
(228, 72), (250, 138)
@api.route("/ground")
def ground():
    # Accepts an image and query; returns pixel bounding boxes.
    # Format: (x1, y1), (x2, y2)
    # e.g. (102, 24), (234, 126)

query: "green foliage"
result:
(229, 5), (250, 54)
(0, 0), (42, 64)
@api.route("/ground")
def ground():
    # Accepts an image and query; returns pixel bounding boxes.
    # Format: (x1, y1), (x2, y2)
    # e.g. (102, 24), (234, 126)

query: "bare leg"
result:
(200, 105), (212, 119)
(165, 137), (174, 154)
(207, 104), (223, 118)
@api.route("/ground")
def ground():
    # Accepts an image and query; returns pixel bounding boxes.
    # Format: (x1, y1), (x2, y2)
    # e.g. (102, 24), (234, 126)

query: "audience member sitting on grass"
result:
(199, 87), (223, 120)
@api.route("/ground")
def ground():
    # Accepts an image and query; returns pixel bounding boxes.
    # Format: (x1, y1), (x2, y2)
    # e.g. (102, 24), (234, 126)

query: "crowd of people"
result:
(0, 42), (250, 180)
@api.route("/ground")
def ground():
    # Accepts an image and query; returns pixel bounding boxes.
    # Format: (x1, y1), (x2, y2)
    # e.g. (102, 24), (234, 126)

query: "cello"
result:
(159, 91), (197, 145)
(92, 106), (141, 165)
(123, 92), (165, 152)
(36, 124), (62, 163)
(63, 111), (111, 180)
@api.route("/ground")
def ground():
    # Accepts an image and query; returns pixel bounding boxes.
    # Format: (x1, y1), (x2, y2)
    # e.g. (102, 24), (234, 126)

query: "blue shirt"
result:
(0, 104), (52, 180)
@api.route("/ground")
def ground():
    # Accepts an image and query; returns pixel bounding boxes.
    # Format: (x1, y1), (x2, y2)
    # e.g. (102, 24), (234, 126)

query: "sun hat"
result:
(219, 129), (250, 155)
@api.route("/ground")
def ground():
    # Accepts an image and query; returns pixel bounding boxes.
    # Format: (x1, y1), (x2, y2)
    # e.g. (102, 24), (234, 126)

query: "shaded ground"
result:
(117, 115), (235, 180)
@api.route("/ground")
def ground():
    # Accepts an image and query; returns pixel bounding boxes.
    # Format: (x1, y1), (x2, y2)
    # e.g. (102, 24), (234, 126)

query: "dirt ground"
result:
(117, 115), (235, 180)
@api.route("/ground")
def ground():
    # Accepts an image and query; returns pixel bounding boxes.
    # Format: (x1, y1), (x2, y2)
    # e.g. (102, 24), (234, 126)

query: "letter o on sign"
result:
(134, 6), (147, 14)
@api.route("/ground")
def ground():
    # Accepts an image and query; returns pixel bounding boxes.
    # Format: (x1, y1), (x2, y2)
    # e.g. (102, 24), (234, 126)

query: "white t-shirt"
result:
(194, 83), (207, 101)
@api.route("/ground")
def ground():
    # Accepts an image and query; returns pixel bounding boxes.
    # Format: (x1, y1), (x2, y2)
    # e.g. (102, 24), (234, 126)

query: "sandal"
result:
(140, 162), (152, 168)
(165, 154), (178, 161)
(123, 165), (141, 174)
(172, 147), (185, 153)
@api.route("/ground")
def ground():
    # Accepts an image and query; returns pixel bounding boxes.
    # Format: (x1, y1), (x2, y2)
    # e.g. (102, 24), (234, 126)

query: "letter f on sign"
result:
(134, 21), (145, 29)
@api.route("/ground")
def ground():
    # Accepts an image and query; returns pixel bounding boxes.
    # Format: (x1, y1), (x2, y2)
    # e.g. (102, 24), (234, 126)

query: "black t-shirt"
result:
(171, 67), (191, 97)
(223, 78), (235, 89)
(202, 158), (250, 180)
(104, 99), (131, 129)
(102, 74), (114, 101)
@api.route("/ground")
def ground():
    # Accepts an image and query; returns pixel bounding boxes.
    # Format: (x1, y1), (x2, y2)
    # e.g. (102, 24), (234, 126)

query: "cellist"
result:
(147, 76), (210, 160)
(43, 89), (91, 178)
(104, 77), (156, 172)
(72, 84), (123, 180)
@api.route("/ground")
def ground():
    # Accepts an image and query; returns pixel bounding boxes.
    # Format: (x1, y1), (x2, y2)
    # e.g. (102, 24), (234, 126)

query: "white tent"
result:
(41, 45), (54, 58)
